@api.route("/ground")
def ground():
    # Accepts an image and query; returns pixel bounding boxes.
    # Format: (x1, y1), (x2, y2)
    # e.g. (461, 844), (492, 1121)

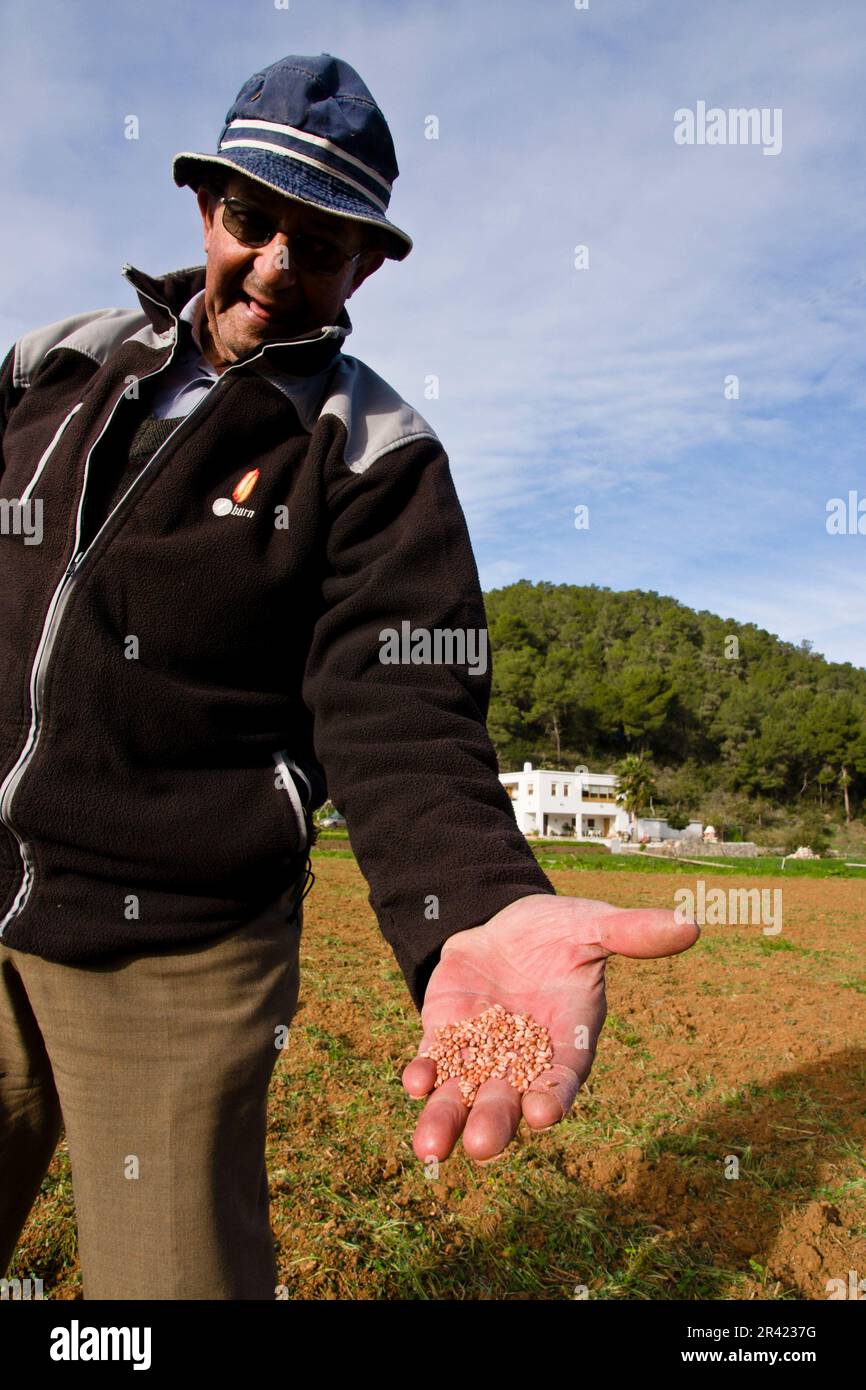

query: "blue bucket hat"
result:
(172, 53), (412, 261)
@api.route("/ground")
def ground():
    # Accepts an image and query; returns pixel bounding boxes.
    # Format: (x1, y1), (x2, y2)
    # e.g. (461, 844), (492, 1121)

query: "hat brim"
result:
(172, 151), (412, 261)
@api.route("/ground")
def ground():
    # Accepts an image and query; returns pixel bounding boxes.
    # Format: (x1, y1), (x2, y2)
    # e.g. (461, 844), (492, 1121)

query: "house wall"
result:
(500, 766), (701, 842)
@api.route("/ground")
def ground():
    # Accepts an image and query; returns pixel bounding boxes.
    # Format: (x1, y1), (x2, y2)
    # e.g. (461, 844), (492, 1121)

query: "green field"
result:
(313, 833), (866, 880)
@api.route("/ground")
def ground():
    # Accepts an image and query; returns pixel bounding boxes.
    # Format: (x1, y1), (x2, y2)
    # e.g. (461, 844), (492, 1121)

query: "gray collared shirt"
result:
(151, 289), (220, 419)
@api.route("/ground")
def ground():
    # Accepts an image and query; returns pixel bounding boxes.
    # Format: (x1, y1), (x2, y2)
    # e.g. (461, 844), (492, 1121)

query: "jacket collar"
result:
(120, 262), (352, 377)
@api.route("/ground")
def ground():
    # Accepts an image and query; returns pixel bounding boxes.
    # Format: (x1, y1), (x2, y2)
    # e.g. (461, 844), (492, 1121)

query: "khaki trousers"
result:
(0, 893), (302, 1300)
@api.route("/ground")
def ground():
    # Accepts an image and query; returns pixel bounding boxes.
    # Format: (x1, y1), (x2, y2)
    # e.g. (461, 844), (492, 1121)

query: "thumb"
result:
(576, 907), (700, 959)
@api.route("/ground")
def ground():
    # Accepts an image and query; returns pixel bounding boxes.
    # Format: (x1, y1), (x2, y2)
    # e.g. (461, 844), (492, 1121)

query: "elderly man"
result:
(0, 53), (697, 1300)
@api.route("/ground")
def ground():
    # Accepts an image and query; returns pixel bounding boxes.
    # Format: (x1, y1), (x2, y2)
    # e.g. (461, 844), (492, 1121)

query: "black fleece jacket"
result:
(0, 262), (554, 1011)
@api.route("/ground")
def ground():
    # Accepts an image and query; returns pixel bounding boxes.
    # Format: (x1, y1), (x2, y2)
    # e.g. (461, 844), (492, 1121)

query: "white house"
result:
(499, 762), (702, 842)
(499, 763), (625, 839)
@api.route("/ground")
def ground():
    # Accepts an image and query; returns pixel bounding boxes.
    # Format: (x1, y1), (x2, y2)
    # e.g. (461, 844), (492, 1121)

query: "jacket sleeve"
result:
(301, 433), (556, 1012)
(0, 343), (23, 485)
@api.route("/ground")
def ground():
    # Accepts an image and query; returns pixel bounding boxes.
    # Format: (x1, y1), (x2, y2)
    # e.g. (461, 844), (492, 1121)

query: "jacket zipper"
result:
(273, 752), (311, 856)
(0, 294), (336, 936)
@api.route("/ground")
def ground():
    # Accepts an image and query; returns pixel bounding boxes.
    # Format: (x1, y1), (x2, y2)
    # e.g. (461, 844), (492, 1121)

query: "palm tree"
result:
(615, 753), (657, 841)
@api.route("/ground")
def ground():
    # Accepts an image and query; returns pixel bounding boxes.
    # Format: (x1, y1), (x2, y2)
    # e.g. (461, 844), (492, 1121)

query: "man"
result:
(0, 53), (698, 1300)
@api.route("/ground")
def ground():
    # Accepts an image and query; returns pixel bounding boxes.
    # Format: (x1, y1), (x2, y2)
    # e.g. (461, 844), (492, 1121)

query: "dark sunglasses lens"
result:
(291, 235), (343, 275)
(222, 202), (272, 247)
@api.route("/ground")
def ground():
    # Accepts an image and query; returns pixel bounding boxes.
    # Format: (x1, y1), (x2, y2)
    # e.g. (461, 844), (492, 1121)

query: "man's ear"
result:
(196, 184), (217, 251)
(347, 248), (386, 298)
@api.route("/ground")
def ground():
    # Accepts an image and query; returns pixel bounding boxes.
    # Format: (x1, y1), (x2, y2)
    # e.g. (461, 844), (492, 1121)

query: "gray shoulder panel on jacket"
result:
(258, 353), (440, 475)
(320, 357), (440, 473)
(13, 306), (152, 389)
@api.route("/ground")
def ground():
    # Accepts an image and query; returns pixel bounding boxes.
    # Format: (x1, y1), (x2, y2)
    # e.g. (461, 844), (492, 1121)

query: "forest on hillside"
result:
(484, 581), (866, 849)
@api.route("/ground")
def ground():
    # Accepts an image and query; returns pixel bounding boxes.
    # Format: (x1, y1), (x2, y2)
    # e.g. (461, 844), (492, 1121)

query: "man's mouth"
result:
(239, 291), (296, 327)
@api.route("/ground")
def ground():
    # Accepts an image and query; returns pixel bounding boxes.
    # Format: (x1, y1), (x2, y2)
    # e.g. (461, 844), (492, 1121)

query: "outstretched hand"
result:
(401, 892), (700, 1165)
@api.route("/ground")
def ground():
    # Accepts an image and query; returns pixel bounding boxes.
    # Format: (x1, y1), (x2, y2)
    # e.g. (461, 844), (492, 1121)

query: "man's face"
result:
(195, 171), (385, 371)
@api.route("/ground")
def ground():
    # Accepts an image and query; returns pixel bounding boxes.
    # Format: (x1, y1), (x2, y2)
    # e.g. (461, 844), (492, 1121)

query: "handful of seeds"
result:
(419, 1003), (554, 1105)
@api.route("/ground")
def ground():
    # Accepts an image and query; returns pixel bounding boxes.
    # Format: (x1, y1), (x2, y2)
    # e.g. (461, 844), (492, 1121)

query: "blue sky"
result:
(2, 0), (864, 667)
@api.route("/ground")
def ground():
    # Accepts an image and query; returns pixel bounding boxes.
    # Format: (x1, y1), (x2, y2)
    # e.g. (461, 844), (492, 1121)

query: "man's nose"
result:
(254, 232), (300, 286)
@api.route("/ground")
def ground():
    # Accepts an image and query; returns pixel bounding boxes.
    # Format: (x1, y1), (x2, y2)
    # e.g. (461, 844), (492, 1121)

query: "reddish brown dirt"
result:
(267, 860), (866, 1299)
(13, 857), (866, 1300)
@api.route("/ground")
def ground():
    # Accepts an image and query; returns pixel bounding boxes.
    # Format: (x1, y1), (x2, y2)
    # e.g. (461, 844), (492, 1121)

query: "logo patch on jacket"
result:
(213, 469), (260, 519)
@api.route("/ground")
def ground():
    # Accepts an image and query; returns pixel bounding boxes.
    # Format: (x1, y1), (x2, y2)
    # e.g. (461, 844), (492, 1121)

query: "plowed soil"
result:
(13, 858), (866, 1300)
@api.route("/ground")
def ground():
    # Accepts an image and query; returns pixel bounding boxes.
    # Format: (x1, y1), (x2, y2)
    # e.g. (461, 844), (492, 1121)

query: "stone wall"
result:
(634, 840), (760, 859)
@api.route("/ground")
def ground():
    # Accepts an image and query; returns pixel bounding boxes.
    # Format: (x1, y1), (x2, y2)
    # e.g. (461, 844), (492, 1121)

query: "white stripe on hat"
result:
(218, 138), (390, 214)
(223, 117), (393, 193)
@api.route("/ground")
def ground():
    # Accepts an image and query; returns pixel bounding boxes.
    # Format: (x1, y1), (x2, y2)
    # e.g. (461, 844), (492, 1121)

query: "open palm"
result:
(402, 892), (700, 1164)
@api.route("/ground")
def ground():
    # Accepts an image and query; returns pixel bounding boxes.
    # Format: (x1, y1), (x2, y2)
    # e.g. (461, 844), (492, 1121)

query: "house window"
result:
(563, 783), (570, 795)
(551, 783), (557, 796)
(527, 784), (534, 795)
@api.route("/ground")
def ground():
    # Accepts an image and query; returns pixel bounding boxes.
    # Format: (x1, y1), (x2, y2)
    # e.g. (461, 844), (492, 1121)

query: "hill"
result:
(484, 581), (866, 849)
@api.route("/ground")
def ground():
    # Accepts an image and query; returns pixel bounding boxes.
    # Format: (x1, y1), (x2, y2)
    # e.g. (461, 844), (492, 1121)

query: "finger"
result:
(521, 1022), (594, 1131)
(402, 1054), (437, 1099)
(411, 1076), (470, 1163)
(576, 906), (700, 959)
(522, 1062), (581, 1130)
(461, 1077), (522, 1162)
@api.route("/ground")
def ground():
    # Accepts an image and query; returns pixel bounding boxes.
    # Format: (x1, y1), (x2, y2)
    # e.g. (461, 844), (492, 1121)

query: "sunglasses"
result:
(212, 193), (363, 277)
